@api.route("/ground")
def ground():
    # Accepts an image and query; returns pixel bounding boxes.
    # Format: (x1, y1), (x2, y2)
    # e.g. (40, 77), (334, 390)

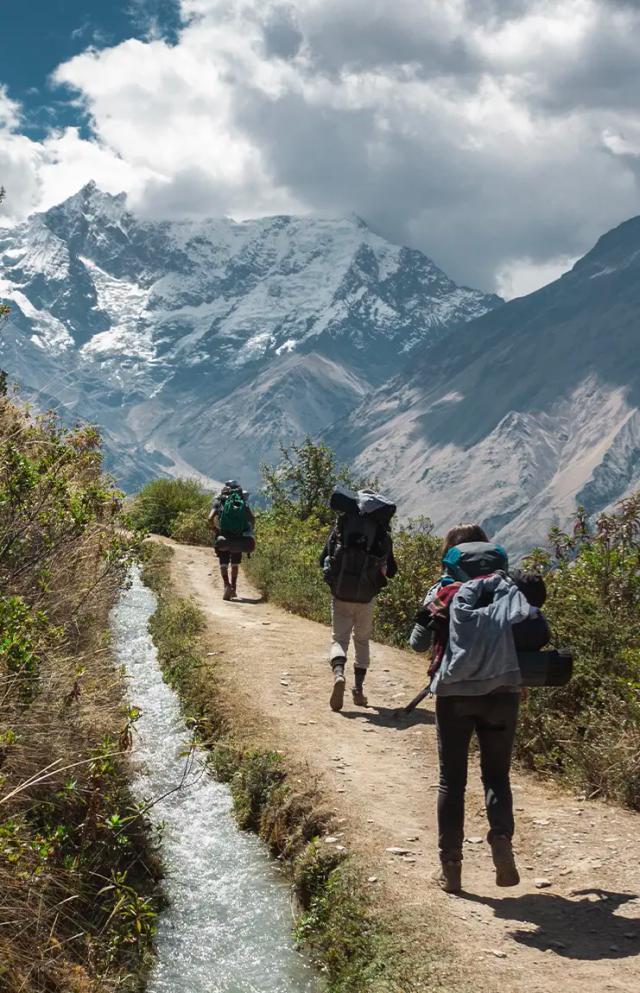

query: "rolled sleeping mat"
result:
(357, 489), (397, 523)
(330, 486), (397, 523)
(517, 649), (573, 687)
(330, 485), (360, 516)
(215, 534), (256, 554)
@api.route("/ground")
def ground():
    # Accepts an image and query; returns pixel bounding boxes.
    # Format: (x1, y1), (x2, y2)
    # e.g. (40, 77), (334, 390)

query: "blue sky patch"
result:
(3, 0), (182, 138)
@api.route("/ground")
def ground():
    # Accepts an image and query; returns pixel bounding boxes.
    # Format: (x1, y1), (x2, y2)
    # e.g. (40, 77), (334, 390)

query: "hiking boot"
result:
(222, 584), (233, 601)
(490, 835), (520, 887)
(352, 666), (368, 706)
(330, 660), (346, 712)
(351, 686), (368, 707)
(230, 585), (238, 599)
(434, 861), (462, 894)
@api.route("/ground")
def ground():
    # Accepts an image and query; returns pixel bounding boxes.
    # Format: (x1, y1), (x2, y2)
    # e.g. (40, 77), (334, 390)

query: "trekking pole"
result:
(403, 683), (431, 714)
(393, 678), (433, 719)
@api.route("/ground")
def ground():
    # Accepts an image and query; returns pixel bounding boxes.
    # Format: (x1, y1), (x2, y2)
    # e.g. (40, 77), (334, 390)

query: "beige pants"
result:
(330, 598), (375, 669)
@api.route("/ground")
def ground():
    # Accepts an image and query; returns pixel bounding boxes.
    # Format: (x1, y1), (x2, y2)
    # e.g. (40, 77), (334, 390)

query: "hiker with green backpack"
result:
(320, 487), (398, 711)
(208, 481), (255, 601)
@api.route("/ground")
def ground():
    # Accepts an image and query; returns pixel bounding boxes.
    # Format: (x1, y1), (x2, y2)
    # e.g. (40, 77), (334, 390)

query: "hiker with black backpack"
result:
(208, 481), (255, 601)
(320, 487), (398, 712)
(410, 524), (537, 894)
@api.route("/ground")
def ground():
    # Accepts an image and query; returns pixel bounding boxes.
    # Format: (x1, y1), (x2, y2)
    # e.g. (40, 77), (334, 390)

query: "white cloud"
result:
(2, 0), (640, 292)
(495, 255), (577, 299)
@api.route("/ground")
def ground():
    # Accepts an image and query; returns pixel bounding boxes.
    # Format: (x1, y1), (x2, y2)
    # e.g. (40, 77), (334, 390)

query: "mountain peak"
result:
(0, 187), (500, 492)
(572, 213), (640, 278)
(50, 182), (128, 217)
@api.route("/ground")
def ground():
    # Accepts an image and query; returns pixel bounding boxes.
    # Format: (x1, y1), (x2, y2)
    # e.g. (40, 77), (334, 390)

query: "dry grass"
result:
(0, 396), (161, 993)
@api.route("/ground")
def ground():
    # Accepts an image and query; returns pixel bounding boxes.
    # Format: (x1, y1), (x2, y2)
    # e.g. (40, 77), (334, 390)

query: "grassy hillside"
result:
(0, 390), (160, 993)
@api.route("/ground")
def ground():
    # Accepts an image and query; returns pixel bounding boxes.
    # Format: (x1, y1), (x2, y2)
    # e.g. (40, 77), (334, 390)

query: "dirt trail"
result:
(164, 538), (640, 993)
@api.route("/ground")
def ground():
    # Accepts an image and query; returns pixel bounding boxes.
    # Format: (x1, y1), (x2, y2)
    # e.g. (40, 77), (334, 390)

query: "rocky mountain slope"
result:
(0, 182), (500, 490)
(328, 215), (640, 554)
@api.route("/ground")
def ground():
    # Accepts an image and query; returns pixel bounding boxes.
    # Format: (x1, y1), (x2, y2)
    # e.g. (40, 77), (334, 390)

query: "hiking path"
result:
(162, 538), (640, 993)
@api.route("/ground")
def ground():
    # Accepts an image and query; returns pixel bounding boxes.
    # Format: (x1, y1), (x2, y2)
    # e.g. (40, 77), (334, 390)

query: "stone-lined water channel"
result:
(112, 568), (321, 993)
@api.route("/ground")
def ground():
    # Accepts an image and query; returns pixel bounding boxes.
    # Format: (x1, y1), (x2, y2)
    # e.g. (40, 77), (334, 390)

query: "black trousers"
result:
(435, 693), (520, 862)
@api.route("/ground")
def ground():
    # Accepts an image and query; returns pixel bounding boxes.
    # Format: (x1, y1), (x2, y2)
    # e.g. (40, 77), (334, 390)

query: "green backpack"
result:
(219, 490), (248, 537)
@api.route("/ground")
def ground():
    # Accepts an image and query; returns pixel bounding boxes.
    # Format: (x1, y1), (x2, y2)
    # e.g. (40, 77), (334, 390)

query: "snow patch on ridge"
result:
(79, 257), (154, 360)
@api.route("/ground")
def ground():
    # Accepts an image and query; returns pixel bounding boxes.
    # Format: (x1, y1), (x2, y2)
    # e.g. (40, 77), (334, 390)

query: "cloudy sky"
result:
(2, 0), (640, 296)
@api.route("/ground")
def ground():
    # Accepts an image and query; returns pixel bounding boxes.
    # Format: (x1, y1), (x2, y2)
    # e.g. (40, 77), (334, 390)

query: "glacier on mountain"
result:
(0, 182), (500, 491)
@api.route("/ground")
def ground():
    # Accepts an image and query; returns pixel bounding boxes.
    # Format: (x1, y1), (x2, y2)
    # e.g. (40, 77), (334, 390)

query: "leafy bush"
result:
(170, 506), (212, 546)
(129, 476), (211, 536)
(248, 511), (331, 623)
(148, 590), (206, 692)
(375, 519), (441, 646)
(518, 498), (640, 807)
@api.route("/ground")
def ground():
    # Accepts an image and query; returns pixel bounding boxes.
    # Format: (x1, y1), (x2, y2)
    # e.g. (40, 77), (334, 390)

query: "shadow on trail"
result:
(339, 705), (435, 729)
(460, 888), (640, 960)
(233, 596), (264, 605)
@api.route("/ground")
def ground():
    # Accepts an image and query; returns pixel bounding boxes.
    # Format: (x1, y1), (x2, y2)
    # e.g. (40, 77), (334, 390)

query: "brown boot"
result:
(434, 860), (462, 894)
(230, 566), (239, 598)
(222, 584), (233, 601)
(490, 835), (520, 887)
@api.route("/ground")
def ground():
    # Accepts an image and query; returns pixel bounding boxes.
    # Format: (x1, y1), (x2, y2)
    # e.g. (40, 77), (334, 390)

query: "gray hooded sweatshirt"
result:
(431, 573), (532, 697)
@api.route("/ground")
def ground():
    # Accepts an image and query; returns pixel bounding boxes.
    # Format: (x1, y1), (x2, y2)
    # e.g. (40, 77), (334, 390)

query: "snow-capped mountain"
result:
(0, 182), (501, 490)
(327, 215), (640, 554)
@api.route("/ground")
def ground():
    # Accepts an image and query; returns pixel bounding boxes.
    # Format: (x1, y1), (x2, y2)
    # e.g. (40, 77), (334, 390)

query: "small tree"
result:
(260, 437), (368, 524)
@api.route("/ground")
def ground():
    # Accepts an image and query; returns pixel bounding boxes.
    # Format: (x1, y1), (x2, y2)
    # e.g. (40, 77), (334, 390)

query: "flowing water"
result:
(112, 568), (322, 993)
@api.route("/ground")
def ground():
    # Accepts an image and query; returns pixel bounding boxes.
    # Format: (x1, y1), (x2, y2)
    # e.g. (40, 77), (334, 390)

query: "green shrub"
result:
(375, 519), (441, 646)
(247, 511), (331, 623)
(170, 506), (212, 546)
(129, 477), (211, 536)
(518, 498), (640, 807)
(148, 593), (206, 692)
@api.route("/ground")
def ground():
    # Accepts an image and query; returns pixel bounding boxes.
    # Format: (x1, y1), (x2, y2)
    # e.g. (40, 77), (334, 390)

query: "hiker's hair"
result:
(441, 523), (489, 557)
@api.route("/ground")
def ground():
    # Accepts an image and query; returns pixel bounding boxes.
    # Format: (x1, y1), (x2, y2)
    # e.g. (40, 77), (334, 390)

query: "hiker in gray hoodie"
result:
(410, 523), (538, 895)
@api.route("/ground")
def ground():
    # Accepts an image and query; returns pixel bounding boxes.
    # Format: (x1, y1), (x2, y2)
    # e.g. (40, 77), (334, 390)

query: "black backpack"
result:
(323, 485), (395, 603)
(330, 485), (396, 524)
(323, 514), (391, 603)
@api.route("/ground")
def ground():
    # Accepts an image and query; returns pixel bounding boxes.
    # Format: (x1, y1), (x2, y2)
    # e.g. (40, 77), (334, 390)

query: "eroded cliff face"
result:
(329, 215), (640, 553)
